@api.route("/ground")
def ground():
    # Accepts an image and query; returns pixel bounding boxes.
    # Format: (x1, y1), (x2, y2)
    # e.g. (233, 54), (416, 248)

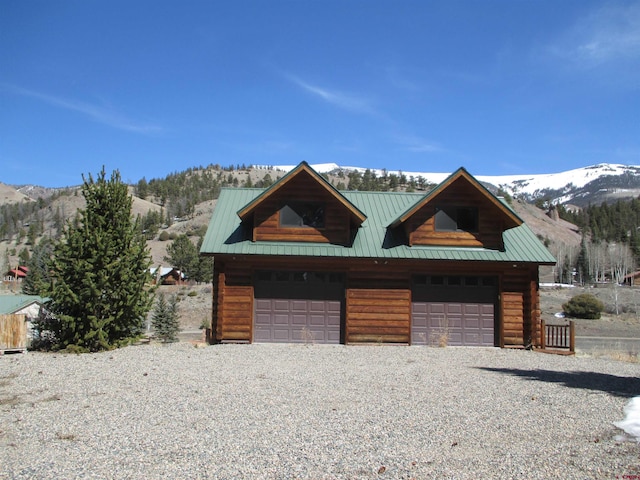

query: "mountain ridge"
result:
(1, 161), (591, 277)
(266, 162), (640, 207)
(5, 162), (640, 208)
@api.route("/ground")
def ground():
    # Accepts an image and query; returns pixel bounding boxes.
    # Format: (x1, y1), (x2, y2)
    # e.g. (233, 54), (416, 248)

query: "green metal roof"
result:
(200, 188), (556, 264)
(0, 295), (49, 315)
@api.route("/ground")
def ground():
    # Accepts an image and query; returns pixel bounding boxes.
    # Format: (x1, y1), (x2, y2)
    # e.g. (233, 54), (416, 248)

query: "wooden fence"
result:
(540, 319), (575, 354)
(0, 314), (27, 353)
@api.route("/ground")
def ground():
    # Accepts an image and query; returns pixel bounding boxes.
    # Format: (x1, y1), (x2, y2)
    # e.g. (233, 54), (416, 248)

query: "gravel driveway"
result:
(1, 344), (639, 479)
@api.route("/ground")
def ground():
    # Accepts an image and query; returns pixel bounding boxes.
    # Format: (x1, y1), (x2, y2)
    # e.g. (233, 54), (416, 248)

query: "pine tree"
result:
(575, 237), (589, 286)
(47, 168), (153, 351)
(194, 236), (213, 283)
(151, 293), (180, 342)
(164, 234), (199, 279)
(22, 238), (53, 296)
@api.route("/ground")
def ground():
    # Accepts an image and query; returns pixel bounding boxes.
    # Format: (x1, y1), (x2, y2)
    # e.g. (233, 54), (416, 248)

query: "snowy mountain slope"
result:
(268, 163), (640, 207)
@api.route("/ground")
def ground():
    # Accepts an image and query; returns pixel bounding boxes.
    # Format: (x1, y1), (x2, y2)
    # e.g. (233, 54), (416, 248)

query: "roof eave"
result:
(388, 167), (523, 228)
(236, 161), (367, 225)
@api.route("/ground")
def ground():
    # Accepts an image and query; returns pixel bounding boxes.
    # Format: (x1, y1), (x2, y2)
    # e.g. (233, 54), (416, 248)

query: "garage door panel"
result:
(413, 317), (428, 329)
(254, 271), (344, 344)
(412, 301), (495, 347)
(464, 304), (480, 314)
(291, 329), (306, 342)
(481, 304), (493, 315)
(254, 297), (342, 344)
(412, 303), (428, 315)
(273, 300), (290, 310)
(254, 312), (271, 326)
(253, 330), (270, 342)
(309, 301), (327, 312)
(308, 315), (326, 326)
(463, 317), (481, 328)
(328, 312), (341, 327)
(292, 301), (309, 311)
(463, 333), (481, 345)
(327, 302), (341, 313)
(447, 304), (463, 314)
(273, 329), (291, 341)
(446, 316), (463, 328)
(412, 275), (496, 347)
(273, 314), (290, 325)
(292, 314), (308, 325)
(255, 299), (271, 310)
(429, 303), (446, 314)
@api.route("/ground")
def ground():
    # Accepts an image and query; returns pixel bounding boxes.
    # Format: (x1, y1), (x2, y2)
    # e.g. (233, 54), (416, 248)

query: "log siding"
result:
(405, 179), (506, 249)
(210, 256), (542, 347)
(252, 174), (353, 244)
(346, 288), (411, 344)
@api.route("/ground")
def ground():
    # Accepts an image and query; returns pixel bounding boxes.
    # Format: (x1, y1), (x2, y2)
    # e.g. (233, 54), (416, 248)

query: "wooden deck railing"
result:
(540, 319), (575, 353)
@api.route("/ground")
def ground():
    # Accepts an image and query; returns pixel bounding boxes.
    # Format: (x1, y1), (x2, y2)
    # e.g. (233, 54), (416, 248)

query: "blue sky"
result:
(2, 1), (639, 187)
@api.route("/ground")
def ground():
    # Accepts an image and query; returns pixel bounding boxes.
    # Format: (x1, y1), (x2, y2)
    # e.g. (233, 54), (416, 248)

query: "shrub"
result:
(562, 293), (604, 319)
(64, 344), (89, 354)
(158, 231), (170, 241)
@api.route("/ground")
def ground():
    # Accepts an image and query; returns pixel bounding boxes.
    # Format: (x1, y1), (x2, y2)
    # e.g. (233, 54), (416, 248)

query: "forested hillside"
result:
(552, 199), (640, 285)
(559, 199), (640, 248)
(4, 163), (638, 287)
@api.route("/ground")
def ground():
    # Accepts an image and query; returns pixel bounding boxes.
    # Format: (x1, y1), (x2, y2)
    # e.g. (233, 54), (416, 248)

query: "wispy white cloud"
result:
(284, 74), (377, 115)
(545, 3), (640, 68)
(392, 133), (443, 154)
(383, 66), (422, 93)
(2, 84), (163, 134)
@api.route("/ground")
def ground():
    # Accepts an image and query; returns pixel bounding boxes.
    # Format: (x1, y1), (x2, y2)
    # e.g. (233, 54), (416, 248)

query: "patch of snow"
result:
(269, 163), (640, 201)
(540, 283), (575, 288)
(262, 163), (341, 173)
(614, 396), (640, 442)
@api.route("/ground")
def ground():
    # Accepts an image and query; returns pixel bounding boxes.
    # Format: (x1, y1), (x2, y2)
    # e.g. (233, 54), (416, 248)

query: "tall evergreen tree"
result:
(575, 237), (590, 286)
(47, 168), (154, 351)
(194, 236), (213, 283)
(22, 238), (53, 296)
(151, 293), (180, 342)
(164, 234), (199, 279)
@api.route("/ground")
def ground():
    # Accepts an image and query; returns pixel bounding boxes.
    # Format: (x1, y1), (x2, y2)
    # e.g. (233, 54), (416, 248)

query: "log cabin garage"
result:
(200, 162), (556, 347)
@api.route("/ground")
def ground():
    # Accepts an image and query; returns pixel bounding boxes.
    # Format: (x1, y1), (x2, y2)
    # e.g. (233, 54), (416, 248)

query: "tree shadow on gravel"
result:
(477, 368), (640, 397)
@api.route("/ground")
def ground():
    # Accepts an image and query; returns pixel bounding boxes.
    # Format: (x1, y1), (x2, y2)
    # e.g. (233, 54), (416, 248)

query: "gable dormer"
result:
(388, 167), (522, 250)
(237, 162), (366, 244)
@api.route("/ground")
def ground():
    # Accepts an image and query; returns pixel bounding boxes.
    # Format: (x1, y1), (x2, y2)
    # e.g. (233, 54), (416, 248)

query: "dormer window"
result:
(435, 206), (478, 233)
(279, 203), (325, 228)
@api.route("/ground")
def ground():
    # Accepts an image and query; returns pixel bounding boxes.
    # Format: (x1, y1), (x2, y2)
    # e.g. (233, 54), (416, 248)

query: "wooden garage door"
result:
(253, 271), (343, 344)
(411, 275), (497, 346)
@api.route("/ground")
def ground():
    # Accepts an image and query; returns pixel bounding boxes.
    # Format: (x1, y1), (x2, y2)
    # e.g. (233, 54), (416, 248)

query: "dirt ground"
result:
(540, 285), (640, 338)
(151, 284), (212, 336)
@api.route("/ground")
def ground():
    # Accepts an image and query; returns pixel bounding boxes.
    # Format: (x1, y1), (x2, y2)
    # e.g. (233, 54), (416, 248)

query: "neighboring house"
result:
(0, 294), (49, 350)
(623, 271), (640, 287)
(4, 266), (28, 281)
(149, 267), (185, 285)
(200, 162), (556, 347)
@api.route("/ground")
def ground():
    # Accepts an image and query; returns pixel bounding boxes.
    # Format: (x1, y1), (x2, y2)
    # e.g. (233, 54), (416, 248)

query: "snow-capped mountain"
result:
(269, 163), (640, 207)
